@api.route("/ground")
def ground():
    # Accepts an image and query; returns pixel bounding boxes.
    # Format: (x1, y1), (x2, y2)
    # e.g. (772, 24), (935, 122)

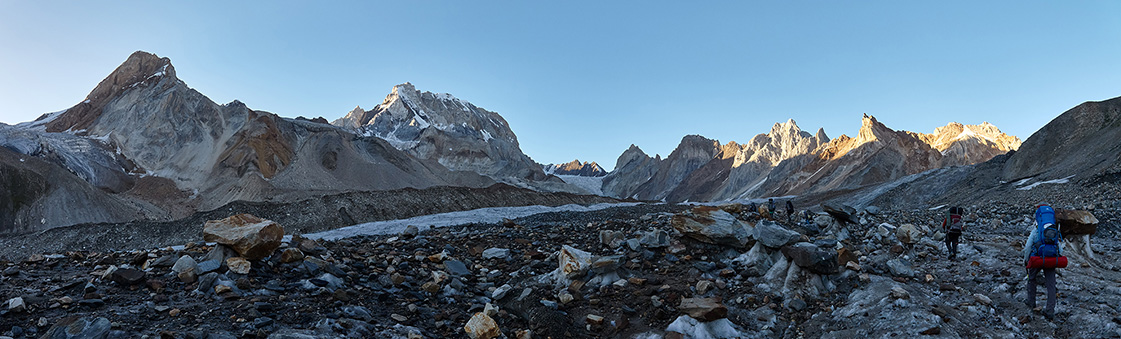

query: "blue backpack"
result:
(1033, 205), (1061, 257)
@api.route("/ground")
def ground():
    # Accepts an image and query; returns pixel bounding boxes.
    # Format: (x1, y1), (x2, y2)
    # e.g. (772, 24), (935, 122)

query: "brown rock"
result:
(422, 281), (441, 294)
(837, 247), (858, 266)
(278, 248), (305, 263)
(677, 297), (728, 321)
(921, 327), (941, 335)
(464, 312), (501, 339)
(586, 314), (605, 325)
(226, 257), (251, 275)
(202, 214), (284, 260)
(177, 269), (197, 284)
(1055, 209), (1098, 236)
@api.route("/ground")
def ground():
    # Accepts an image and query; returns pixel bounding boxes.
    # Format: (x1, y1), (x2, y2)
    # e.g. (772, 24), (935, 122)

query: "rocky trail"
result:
(1, 197), (1119, 338)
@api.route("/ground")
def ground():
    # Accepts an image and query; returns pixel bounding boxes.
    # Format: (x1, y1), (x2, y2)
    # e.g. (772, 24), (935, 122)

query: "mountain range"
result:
(601, 116), (1022, 202)
(5, 50), (1117, 236)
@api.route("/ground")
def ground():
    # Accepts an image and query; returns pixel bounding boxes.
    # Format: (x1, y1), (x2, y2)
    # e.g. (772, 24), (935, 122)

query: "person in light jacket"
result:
(1022, 207), (1063, 320)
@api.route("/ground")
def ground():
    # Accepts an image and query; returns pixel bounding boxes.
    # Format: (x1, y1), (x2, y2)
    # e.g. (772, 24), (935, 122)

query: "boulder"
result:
(754, 221), (801, 248)
(1055, 209), (1098, 236)
(599, 230), (624, 248)
(558, 245), (593, 278)
(886, 258), (915, 278)
(677, 297), (728, 322)
(226, 257), (251, 275)
(821, 202), (858, 224)
(780, 242), (839, 275)
(482, 248), (510, 260)
(731, 242), (776, 277)
(202, 214), (284, 260)
(444, 260), (471, 276)
(640, 229), (671, 248)
(400, 225), (420, 239)
(279, 248), (305, 263)
(41, 316), (111, 339)
(836, 247), (858, 267)
(672, 207), (754, 248)
(895, 223), (922, 245)
(7, 297), (25, 312)
(109, 268), (146, 286)
(172, 255), (198, 274)
(463, 312), (500, 339)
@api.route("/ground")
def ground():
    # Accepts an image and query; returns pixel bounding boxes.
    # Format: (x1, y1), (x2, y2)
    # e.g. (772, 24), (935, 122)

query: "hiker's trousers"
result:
(1027, 268), (1057, 315)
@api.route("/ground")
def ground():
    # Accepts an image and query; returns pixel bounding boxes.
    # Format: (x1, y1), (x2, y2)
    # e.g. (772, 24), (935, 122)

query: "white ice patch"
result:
(929, 204), (946, 211)
(1016, 175), (1074, 191)
(664, 315), (744, 339)
(556, 174), (605, 196)
(305, 202), (640, 241)
(14, 109), (67, 130)
(481, 130), (493, 141)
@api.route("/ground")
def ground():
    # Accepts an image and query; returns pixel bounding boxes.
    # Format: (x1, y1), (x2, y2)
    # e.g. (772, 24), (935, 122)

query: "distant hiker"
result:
(766, 198), (776, 220)
(942, 206), (965, 260)
(748, 202), (758, 217)
(785, 200), (795, 222)
(803, 210), (815, 227)
(1023, 203), (1067, 320)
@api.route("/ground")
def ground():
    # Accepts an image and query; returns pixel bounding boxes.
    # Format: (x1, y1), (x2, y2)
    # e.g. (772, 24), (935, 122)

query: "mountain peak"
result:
(45, 51), (176, 133)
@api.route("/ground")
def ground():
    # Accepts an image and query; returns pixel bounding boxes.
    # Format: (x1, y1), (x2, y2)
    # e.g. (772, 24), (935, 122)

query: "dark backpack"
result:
(945, 208), (963, 233)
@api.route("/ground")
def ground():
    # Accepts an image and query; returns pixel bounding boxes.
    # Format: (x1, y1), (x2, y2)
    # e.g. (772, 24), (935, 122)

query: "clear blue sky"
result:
(2, 1), (1120, 169)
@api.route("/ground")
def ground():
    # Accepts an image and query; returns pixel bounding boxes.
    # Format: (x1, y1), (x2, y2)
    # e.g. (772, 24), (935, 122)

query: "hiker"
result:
(942, 206), (965, 260)
(802, 210), (815, 227)
(785, 200), (795, 223)
(766, 198), (776, 220)
(1023, 203), (1066, 320)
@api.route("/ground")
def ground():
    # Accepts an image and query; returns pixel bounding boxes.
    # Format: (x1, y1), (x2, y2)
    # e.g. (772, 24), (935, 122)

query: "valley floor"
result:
(1, 200), (1119, 338)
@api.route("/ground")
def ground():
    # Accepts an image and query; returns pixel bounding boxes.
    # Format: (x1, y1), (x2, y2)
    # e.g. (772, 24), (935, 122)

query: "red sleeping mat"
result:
(1027, 256), (1068, 269)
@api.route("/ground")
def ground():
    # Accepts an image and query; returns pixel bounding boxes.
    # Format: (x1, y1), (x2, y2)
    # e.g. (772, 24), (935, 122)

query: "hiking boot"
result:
(1043, 311), (1055, 320)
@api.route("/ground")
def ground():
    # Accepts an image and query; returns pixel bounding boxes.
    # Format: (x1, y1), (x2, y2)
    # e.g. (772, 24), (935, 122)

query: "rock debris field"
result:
(1, 201), (1120, 339)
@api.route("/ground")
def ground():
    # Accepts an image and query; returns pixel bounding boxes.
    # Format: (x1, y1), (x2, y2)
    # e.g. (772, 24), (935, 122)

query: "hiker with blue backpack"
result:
(1022, 203), (1067, 320)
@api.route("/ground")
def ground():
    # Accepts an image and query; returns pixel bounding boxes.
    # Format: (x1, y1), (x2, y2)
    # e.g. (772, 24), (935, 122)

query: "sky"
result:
(2, 1), (1120, 169)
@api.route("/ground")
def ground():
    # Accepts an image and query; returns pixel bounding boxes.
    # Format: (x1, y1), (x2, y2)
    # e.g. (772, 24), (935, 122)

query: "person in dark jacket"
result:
(941, 206), (964, 260)
(785, 200), (795, 222)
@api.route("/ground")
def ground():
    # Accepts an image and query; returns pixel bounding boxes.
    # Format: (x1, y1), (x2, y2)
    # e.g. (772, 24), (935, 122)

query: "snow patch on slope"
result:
(1016, 175), (1074, 191)
(556, 174), (604, 196)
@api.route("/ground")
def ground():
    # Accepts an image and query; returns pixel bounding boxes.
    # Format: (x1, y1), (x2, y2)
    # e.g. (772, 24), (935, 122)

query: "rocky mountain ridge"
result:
(543, 159), (607, 177)
(604, 114), (1022, 202)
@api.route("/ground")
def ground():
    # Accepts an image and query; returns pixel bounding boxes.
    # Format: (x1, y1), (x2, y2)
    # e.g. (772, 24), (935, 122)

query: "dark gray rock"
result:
(755, 221), (801, 248)
(197, 260), (222, 274)
(444, 260), (470, 276)
(109, 268), (146, 286)
(41, 316), (111, 339)
(822, 202), (858, 224)
(640, 229), (671, 248)
(780, 242), (838, 275)
(886, 258), (915, 278)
